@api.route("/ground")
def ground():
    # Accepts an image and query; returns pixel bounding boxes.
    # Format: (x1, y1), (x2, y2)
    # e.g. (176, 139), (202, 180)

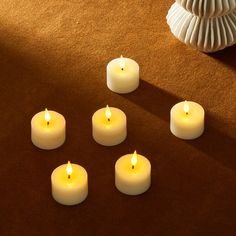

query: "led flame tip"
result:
(105, 105), (112, 121)
(66, 161), (73, 178)
(184, 100), (190, 114)
(44, 108), (51, 123)
(131, 151), (138, 169)
(119, 55), (125, 70)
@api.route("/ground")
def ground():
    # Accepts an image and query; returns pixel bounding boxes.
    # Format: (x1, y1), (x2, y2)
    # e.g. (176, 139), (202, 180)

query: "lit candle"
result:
(31, 108), (66, 150)
(92, 105), (127, 146)
(51, 161), (88, 205)
(170, 101), (205, 140)
(106, 55), (139, 94)
(115, 151), (151, 195)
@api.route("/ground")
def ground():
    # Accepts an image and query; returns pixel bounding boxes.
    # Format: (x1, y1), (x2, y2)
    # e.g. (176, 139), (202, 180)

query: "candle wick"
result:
(47, 121), (50, 126)
(68, 175), (71, 179)
(186, 112), (188, 115)
(121, 68), (124, 71)
(132, 165), (134, 169)
(108, 118), (110, 122)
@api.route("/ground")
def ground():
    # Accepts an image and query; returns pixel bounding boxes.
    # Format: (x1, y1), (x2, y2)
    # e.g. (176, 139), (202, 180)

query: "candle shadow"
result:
(121, 79), (236, 170)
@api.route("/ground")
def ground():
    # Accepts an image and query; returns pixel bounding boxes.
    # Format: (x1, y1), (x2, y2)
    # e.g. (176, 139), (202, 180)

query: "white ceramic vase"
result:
(176, 0), (236, 18)
(167, 1), (236, 52)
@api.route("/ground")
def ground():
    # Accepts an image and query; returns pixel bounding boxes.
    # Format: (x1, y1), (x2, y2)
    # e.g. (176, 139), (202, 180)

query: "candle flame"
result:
(105, 105), (112, 121)
(131, 151), (138, 169)
(119, 55), (125, 70)
(66, 161), (73, 178)
(44, 108), (51, 124)
(184, 101), (190, 114)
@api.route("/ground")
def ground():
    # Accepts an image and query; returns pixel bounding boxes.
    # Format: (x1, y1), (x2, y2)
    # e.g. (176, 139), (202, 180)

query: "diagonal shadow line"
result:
(121, 79), (236, 170)
(0, 27), (235, 171)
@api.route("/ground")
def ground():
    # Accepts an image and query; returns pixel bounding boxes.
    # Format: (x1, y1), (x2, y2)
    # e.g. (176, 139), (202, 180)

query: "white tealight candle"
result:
(170, 101), (205, 140)
(115, 151), (151, 195)
(107, 55), (139, 94)
(92, 105), (127, 146)
(51, 161), (88, 206)
(31, 109), (66, 150)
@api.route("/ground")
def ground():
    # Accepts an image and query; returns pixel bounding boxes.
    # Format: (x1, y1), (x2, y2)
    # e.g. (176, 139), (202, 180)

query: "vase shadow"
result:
(207, 44), (236, 70)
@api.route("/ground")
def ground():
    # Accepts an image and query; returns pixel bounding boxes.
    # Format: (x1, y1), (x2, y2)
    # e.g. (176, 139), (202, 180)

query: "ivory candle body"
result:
(31, 110), (66, 150)
(107, 57), (139, 94)
(92, 106), (127, 146)
(170, 101), (205, 140)
(115, 153), (151, 195)
(51, 163), (88, 206)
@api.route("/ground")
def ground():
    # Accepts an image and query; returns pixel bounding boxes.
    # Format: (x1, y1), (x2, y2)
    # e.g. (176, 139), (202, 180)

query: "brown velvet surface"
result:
(0, 1), (235, 235)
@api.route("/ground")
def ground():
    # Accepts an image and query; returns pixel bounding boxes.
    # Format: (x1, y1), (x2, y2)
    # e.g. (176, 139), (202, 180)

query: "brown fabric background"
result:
(0, 1), (235, 235)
